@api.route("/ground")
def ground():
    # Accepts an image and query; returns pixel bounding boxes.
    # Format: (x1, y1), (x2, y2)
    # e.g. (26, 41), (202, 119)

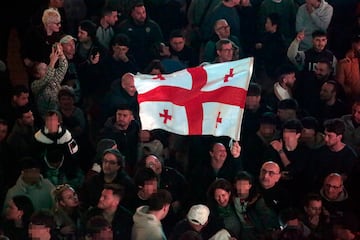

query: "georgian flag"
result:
(134, 57), (254, 140)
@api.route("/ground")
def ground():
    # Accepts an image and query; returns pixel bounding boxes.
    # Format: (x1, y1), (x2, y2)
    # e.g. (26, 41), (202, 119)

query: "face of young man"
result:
(97, 189), (120, 210)
(115, 109), (133, 130)
(141, 180), (158, 198)
(102, 153), (121, 175)
(170, 37), (185, 52)
(105, 11), (118, 26)
(21, 110), (35, 127)
(282, 129), (300, 147)
(77, 28), (91, 43)
(312, 36), (327, 52)
(235, 179), (252, 198)
(323, 130), (341, 148)
(304, 200), (322, 218)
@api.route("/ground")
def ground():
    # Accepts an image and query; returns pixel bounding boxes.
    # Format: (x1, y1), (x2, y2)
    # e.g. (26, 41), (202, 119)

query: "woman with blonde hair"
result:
(52, 184), (83, 239)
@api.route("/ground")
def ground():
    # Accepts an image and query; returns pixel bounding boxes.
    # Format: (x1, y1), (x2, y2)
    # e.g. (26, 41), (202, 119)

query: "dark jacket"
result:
(85, 206), (133, 240)
(79, 170), (136, 210)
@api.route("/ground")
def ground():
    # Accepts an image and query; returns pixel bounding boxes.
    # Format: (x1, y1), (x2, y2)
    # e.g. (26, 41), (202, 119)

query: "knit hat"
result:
(187, 204), (210, 226)
(102, 148), (125, 168)
(260, 112), (277, 125)
(96, 138), (117, 160)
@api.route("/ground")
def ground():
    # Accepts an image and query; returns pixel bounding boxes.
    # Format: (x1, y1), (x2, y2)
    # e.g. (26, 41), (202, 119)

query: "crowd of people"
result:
(1, 0), (360, 239)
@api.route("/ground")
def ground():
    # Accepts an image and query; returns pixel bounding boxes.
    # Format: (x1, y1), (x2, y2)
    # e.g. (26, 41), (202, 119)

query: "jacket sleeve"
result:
(287, 39), (305, 70)
(310, 3), (333, 30)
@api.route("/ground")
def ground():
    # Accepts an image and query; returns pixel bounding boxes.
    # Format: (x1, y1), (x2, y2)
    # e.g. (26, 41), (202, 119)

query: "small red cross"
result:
(159, 109), (172, 124)
(216, 112), (222, 128)
(224, 68), (234, 82)
(152, 74), (165, 80)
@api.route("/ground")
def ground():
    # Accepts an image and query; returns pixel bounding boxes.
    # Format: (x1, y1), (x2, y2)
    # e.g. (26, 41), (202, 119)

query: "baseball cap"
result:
(187, 204), (210, 226)
(209, 229), (231, 240)
(60, 35), (76, 44)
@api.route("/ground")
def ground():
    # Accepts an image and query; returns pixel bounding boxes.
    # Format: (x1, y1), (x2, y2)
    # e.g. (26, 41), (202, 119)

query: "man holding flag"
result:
(133, 57), (254, 141)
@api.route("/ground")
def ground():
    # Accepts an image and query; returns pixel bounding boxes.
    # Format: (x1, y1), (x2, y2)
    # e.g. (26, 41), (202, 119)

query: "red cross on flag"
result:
(134, 57), (254, 140)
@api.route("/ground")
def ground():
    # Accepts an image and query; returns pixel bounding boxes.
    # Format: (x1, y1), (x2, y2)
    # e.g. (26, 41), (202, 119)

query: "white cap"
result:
(60, 35), (76, 44)
(187, 204), (210, 226)
(209, 229), (231, 240)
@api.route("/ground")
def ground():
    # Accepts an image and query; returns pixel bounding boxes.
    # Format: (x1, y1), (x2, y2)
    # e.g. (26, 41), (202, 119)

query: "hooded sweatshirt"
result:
(131, 206), (167, 240)
(296, 0), (334, 50)
(3, 174), (55, 213)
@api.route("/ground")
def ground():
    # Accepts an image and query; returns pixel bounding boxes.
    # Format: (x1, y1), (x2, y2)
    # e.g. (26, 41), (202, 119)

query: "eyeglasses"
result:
(51, 22), (61, 26)
(261, 169), (280, 177)
(102, 159), (118, 165)
(216, 25), (230, 31)
(325, 184), (342, 190)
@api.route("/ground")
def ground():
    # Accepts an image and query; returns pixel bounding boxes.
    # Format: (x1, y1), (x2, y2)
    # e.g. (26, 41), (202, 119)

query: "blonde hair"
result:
(42, 8), (61, 25)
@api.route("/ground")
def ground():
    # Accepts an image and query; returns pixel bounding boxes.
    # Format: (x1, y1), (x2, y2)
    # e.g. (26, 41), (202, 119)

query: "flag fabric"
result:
(134, 57), (254, 141)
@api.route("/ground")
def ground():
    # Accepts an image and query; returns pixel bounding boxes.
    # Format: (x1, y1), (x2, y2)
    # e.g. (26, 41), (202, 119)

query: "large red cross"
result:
(138, 66), (247, 134)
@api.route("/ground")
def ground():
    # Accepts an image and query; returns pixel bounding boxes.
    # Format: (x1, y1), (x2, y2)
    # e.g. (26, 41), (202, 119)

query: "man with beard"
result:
(317, 80), (347, 125)
(287, 30), (337, 75)
(341, 99), (360, 156)
(99, 104), (140, 175)
(336, 35), (360, 104)
(312, 118), (358, 189)
(85, 183), (133, 240)
(265, 65), (297, 113)
(294, 59), (334, 117)
(116, 2), (163, 70)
